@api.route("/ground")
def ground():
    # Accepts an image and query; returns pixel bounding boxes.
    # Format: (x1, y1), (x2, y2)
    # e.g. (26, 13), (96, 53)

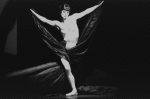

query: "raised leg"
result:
(61, 57), (78, 96)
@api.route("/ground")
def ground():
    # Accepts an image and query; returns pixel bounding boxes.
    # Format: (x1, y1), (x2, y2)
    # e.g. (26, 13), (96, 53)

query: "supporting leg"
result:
(61, 57), (78, 96)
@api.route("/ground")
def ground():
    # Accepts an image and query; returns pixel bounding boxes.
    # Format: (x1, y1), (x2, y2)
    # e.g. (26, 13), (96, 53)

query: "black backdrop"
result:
(0, 0), (150, 96)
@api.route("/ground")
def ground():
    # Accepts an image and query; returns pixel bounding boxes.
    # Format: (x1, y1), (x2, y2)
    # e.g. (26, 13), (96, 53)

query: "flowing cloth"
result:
(6, 5), (102, 96)
(32, 6), (102, 63)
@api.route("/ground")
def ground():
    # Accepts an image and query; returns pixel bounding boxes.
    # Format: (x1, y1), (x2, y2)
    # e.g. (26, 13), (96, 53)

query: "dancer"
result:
(30, 1), (104, 96)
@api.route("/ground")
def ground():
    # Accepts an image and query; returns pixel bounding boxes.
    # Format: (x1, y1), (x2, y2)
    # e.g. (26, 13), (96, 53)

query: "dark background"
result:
(0, 0), (150, 96)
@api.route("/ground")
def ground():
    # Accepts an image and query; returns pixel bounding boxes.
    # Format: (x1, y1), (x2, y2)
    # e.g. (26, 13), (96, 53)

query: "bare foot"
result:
(66, 90), (78, 96)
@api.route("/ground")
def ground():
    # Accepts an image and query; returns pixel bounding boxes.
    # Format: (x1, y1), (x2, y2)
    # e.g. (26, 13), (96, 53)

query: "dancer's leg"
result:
(61, 57), (78, 96)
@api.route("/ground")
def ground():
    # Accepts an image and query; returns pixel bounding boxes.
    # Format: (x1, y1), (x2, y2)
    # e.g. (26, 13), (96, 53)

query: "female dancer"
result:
(30, 1), (104, 96)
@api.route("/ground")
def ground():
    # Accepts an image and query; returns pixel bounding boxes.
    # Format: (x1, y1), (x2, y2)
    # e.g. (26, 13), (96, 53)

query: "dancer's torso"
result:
(59, 17), (79, 43)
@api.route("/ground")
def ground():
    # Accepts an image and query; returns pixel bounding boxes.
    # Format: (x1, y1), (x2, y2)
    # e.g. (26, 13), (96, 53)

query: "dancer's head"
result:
(59, 4), (70, 20)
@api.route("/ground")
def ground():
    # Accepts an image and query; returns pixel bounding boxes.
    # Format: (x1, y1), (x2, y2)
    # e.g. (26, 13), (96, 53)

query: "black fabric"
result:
(6, 4), (102, 96)
(60, 40), (66, 47)
(32, 5), (102, 63)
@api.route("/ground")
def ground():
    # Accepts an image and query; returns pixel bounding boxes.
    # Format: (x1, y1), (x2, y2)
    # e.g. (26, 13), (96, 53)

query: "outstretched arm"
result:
(30, 9), (58, 26)
(73, 1), (104, 19)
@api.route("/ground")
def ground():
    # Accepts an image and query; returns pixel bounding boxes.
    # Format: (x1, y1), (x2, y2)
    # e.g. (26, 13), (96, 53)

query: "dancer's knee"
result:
(65, 69), (72, 75)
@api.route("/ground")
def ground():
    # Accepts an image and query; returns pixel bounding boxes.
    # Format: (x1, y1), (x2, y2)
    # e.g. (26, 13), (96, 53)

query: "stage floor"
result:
(38, 95), (148, 99)
(40, 95), (115, 99)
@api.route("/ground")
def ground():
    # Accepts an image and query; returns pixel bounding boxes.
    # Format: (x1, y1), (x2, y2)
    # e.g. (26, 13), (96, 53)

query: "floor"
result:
(0, 86), (149, 99)
(38, 95), (148, 99)
(41, 95), (113, 99)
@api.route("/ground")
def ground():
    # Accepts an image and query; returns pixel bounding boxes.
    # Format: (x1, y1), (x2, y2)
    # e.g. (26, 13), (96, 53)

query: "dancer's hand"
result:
(98, 1), (104, 6)
(30, 8), (34, 11)
(30, 9), (48, 23)
(30, 9), (36, 14)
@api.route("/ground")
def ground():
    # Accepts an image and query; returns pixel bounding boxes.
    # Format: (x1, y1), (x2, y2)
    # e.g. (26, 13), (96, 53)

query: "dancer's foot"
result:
(66, 90), (78, 96)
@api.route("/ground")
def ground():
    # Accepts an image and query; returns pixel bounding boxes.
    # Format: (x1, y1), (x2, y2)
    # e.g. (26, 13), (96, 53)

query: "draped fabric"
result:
(6, 5), (102, 96)
(32, 6), (102, 64)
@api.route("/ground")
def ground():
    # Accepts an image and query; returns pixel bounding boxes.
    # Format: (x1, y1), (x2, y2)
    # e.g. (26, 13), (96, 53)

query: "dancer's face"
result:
(61, 10), (70, 19)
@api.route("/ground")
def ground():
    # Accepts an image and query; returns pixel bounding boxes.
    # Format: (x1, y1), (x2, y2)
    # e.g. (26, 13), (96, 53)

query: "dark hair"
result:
(59, 4), (71, 12)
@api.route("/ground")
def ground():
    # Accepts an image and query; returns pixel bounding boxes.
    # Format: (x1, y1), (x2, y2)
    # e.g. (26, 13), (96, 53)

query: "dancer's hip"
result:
(65, 41), (77, 49)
